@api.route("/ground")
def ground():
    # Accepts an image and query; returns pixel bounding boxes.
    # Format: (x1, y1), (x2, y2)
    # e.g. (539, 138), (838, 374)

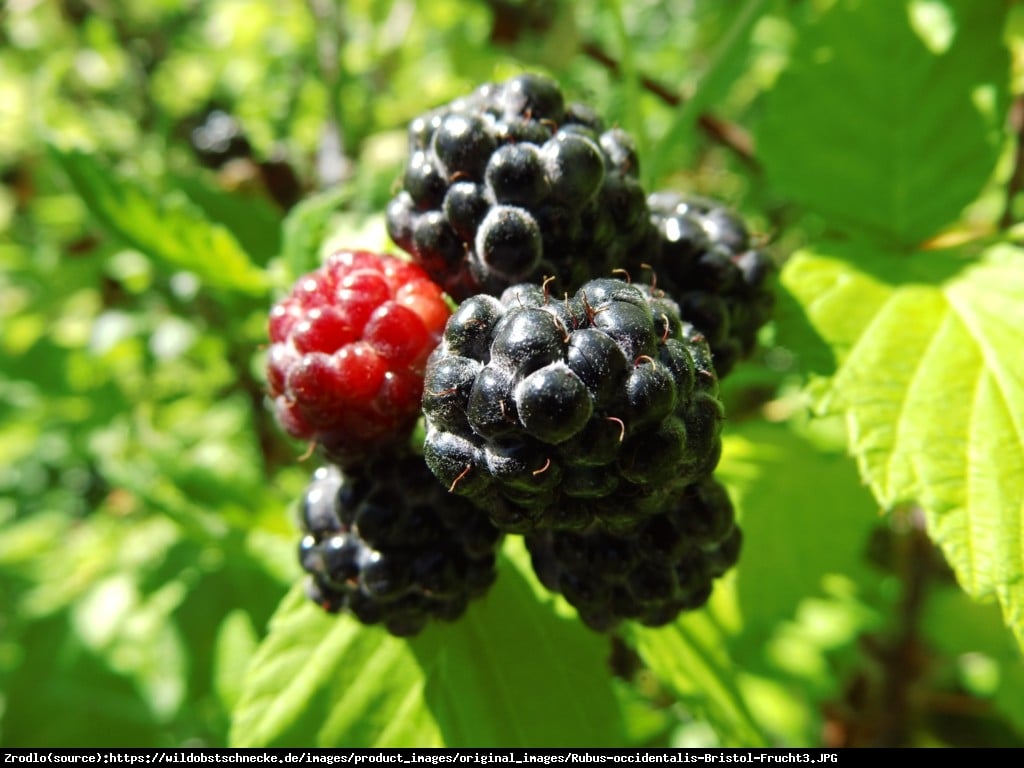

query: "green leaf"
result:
(279, 185), (353, 283)
(48, 146), (269, 296)
(229, 585), (440, 748)
(782, 242), (1024, 649)
(716, 419), (879, 653)
(652, 0), (768, 181)
(172, 174), (283, 266)
(630, 607), (768, 747)
(1, 613), (171, 747)
(758, 0), (1010, 246)
(231, 548), (626, 747)
(214, 611), (271, 725)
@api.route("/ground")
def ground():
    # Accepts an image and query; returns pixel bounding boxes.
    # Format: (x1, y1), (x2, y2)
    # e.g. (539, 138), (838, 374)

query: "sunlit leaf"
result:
(231, 549), (626, 747)
(782, 243), (1024, 649)
(48, 146), (269, 296)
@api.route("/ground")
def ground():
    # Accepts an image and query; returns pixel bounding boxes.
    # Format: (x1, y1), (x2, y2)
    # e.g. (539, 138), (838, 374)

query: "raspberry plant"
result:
(4, 0), (1024, 751)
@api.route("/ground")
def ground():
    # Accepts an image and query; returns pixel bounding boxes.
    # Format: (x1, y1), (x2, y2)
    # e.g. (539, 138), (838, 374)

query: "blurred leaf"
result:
(652, 0), (768, 183)
(717, 419), (879, 653)
(279, 185), (353, 284)
(173, 174), (283, 266)
(231, 548), (626, 747)
(630, 607), (769, 747)
(758, 0), (1010, 246)
(772, 280), (839, 377)
(923, 586), (1024, 739)
(214, 610), (261, 715)
(48, 146), (269, 296)
(782, 242), (1024, 650)
(1, 614), (171, 747)
(71, 572), (189, 721)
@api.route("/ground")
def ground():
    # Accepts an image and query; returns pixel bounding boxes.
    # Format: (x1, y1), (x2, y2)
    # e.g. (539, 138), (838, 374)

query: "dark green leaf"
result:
(758, 0), (1010, 246)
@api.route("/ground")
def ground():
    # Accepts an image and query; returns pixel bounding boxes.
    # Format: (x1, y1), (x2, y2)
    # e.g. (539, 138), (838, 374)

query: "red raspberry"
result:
(266, 249), (451, 466)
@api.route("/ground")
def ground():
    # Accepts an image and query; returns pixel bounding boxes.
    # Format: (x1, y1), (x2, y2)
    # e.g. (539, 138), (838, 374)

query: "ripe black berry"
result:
(421, 277), (724, 534)
(525, 477), (741, 632)
(485, 143), (548, 207)
(638, 192), (777, 378)
(297, 452), (502, 637)
(432, 113), (497, 180)
(386, 73), (658, 301)
(472, 206), (543, 287)
(541, 132), (606, 209)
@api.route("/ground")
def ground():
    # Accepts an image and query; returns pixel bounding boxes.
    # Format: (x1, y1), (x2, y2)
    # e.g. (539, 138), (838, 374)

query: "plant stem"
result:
(1000, 96), (1024, 229)
(825, 507), (937, 747)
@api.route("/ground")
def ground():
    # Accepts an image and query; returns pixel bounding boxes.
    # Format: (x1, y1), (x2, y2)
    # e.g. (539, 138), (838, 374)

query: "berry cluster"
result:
(385, 72), (774, 380)
(417, 276), (734, 628)
(385, 73), (654, 302)
(526, 478), (741, 631)
(267, 72), (774, 636)
(298, 454), (501, 637)
(268, 249), (505, 635)
(421, 278), (723, 534)
(641, 192), (776, 378)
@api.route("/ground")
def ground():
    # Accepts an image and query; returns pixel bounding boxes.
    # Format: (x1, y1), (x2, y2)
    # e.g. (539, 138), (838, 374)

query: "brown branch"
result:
(580, 40), (682, 107)
(579, 39), (758, 170)
(824, 507), (941, 747)
(1000, 96), (1024, 230)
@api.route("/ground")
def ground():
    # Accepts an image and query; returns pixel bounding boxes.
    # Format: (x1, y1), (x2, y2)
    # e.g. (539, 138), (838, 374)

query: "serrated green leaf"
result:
(782, 242), (1024, 649)
(229, 585), (439, 748)
(48, 146), (269, 296)
(758, 0), (1010, 246)
(231, 550), (626, 747)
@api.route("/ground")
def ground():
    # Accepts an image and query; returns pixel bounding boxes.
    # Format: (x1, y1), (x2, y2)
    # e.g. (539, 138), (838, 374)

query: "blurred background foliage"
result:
(1, 0), (1023, 749)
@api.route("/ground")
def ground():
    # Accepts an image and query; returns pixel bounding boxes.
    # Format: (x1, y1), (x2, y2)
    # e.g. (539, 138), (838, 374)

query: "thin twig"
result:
(579, 39), (758, 169)
(1000, 96), (1024, 229)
